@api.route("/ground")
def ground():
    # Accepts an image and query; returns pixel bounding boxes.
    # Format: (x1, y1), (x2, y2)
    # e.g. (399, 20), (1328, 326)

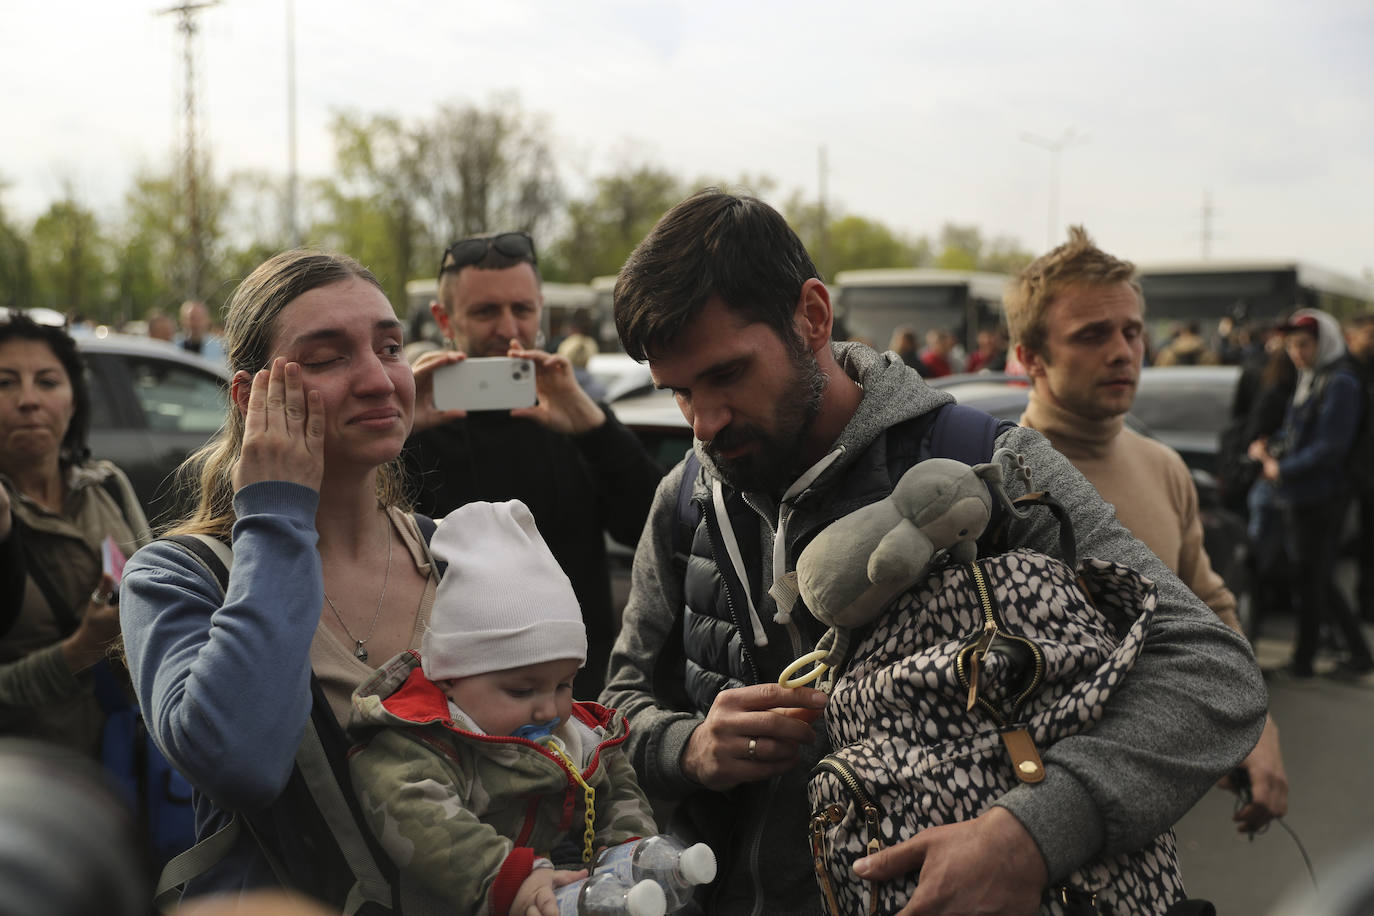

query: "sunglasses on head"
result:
(438, 232), (537, 280)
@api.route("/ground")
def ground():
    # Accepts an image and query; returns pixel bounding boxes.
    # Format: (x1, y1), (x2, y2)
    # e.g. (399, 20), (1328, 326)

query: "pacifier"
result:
(513, 718), (560, 741)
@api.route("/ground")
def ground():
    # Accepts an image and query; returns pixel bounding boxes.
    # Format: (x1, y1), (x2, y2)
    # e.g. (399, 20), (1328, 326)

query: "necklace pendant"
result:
(354, 642), (369, 662)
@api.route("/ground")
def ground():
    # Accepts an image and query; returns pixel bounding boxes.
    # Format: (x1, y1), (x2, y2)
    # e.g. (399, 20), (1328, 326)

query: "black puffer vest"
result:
(679, 477), (801, 712)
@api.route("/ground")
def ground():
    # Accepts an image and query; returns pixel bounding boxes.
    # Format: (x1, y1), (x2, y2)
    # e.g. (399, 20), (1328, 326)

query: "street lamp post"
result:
(1021, 128), (1088, 249)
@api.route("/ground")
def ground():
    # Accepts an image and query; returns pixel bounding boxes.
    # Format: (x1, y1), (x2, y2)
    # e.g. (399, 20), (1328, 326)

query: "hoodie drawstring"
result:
(711, 447), (848, 646)
(773, 448), (845, 626)
(713, 480), (771, 648)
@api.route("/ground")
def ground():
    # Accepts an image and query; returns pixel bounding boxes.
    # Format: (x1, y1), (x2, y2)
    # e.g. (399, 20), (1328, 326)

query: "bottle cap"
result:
(625, 879), (667, 916)
(679, 843), (717, 885)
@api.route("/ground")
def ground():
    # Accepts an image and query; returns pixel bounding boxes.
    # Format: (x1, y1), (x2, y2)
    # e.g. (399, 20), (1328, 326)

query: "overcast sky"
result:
(4, 0), (1372, 281)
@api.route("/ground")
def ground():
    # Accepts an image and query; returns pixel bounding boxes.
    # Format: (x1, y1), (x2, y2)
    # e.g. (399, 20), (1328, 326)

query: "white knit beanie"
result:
(421, 500), (587, 682)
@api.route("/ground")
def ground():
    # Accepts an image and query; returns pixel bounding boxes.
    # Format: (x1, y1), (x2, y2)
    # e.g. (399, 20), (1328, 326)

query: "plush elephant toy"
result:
(777, 453), (1023, 687)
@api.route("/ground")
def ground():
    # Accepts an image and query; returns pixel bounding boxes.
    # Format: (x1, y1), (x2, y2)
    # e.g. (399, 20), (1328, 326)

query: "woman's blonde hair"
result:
(167, 249), (408, 538)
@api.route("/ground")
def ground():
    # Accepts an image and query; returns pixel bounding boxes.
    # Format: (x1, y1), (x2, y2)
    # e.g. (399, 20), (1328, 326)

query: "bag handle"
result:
(1012, 491), (1076, 569)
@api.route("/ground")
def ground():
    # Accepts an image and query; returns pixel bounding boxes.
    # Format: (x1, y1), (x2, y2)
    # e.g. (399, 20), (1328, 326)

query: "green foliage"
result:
(784, 191), (931, 279)
(0, 188), (33, 310)
(980, 236), (1035, 275)
(316, 95), (562, 308)
(545, 166), (683, 282)
(933, 223), (1032, 274)
(29, 196), (108, 319)
(118, 167), (237, 320)
(829, 216), (925, 272)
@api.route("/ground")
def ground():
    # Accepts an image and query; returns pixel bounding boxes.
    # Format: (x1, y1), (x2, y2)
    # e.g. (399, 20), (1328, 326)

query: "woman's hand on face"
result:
(409, 349), (467, 434)
(232, 358), (325, 493)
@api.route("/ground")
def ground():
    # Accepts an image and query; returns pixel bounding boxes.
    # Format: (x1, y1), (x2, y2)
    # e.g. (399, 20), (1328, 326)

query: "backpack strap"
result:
(154, 816), (245, 909)
(13, 526), (81, 636)
(670, 451), (703, 575)
(299, 677), (401, 914)
(153, 533), (239, 912)
(162, 534), (232, 592)
(922, 403), (1017, 467)
(413, 512), (445, 577)
(99, 468), (136, 527)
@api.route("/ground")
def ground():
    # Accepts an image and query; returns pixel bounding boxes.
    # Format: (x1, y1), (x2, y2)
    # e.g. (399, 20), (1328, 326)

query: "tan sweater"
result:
(1021, 391), (1241, 632)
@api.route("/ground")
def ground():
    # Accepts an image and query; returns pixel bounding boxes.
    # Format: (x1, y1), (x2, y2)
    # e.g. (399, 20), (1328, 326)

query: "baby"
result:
(348, 500), (658, 916)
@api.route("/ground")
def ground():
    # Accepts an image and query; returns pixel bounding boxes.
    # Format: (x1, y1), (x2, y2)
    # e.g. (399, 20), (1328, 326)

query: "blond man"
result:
(1005, 226), (1288, 832)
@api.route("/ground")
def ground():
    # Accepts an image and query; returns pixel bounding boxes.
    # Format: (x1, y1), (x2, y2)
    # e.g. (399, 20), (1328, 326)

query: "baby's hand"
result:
(511, 867), (587, 916)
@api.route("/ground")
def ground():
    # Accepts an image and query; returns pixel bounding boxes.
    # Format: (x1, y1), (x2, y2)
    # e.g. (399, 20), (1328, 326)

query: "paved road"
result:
(1173, 624), (1374, 914)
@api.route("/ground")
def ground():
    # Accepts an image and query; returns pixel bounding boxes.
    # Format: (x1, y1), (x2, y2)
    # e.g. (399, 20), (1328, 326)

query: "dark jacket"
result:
(1, 462), (149, 753)
(1271, 357), (1363, 507)
(403, 407), (662, 697)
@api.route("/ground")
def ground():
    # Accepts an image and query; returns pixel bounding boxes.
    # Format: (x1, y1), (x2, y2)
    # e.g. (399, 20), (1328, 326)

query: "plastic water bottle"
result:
(593, 835), (717, 912)
(554, 870), (667, 916)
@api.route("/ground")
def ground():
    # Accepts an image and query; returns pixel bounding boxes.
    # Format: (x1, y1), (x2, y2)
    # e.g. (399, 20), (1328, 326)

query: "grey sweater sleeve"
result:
(990, 427), (1268, 880)
(599, 460), (705, 799)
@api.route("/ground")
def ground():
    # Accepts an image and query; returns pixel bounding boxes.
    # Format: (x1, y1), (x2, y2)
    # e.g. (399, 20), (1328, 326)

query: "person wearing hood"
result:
(603, 189), (1267, 916)
(1248, 309), (1372, 678)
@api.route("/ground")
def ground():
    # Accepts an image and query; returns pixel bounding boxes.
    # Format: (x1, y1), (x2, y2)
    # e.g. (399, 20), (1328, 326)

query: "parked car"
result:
(609, 388), (693, 472)
(587, 353), (655, 403)
(73, 330), (230, 527)
(928, 365), (1242, 476)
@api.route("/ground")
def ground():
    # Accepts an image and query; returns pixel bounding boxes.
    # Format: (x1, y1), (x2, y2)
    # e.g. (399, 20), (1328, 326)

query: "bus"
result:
(1136, 261), (1374, 340)
(402, 278), (597, 349)
(590, 275), (622, 353)
(830, 269), (1011, 353)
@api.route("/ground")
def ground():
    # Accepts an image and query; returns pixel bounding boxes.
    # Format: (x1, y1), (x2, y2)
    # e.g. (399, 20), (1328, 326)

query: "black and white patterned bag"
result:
(807, 541), (1187, 915)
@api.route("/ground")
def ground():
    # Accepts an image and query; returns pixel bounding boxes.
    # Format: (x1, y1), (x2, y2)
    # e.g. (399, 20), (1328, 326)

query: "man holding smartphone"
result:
(406, 232), (663, 698)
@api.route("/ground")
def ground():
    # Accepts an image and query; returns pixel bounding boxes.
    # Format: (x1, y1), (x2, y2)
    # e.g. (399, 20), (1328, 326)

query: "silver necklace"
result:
(322, 515), (393, 662)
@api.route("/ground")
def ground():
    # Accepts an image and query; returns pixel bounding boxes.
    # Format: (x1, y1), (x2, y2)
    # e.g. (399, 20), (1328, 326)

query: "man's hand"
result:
(681, 683), (827, 791)
(1223, 715), (1288, 833)
(408, 349), (468, 434)
(1246, 437), (1269, 463)
(507, 341), (606, 435)
(231, 359), (325, 493)
(510, 867), (586, 916)
(854, 806), (1048, 916)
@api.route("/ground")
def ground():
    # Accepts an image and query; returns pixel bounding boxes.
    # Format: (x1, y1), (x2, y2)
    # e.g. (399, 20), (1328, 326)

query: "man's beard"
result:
(706, 344), (828, 494)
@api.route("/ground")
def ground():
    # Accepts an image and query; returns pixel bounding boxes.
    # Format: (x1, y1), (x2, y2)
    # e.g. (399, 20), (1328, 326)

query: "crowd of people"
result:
(1, 190), (1370, 915)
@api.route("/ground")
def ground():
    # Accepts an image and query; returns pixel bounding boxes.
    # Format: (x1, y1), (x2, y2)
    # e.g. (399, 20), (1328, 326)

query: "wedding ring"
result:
(747, 737), (758, 760)
(90, 589), (115, 605)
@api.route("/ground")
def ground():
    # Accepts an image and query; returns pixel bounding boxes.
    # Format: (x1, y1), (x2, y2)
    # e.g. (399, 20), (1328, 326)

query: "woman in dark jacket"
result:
(0, 313), (150, 754)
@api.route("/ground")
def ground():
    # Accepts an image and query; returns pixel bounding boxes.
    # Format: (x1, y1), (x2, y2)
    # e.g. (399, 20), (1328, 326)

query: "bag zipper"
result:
(812, 755), (883, 915)
(954, 561), (1046, 724)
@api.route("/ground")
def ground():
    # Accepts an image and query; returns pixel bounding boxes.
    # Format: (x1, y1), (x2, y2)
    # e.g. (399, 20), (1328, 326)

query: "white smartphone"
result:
(432, 357), (537, 411)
